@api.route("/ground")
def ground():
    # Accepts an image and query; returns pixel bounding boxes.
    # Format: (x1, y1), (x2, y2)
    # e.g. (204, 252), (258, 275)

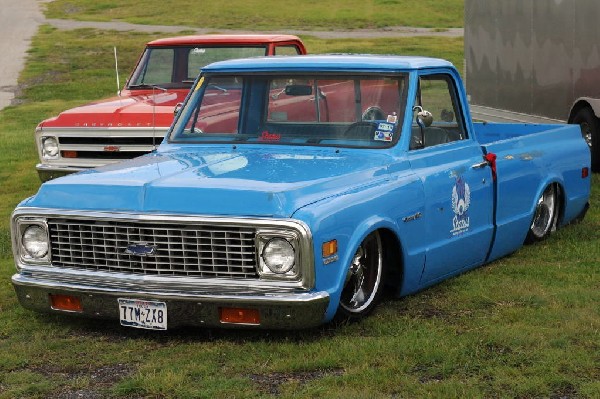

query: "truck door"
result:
(407, 73), (495, 284)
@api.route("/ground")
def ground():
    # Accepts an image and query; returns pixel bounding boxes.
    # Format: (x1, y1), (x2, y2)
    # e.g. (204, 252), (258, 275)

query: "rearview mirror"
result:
(174, 102), (183, 116)
(285, 85), (313, 96)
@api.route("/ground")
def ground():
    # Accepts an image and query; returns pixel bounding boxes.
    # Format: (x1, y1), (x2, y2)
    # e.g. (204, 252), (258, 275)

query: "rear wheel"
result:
(525, 185), (559, 243)
(338, 231), (385, 320)
(572, 106), (600, 171)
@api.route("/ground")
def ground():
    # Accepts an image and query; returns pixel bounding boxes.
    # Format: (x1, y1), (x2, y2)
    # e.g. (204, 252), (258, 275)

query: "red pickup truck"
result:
(35, 34), (307, 181)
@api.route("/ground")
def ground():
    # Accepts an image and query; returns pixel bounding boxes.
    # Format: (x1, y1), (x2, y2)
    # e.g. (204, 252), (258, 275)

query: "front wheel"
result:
(337, 231), (385, 320)
(525, 185), (559, 243)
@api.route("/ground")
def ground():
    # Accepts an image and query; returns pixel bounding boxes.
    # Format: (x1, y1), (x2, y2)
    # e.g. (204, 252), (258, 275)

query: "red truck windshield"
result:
(128, 46), (268, 89)
(169, 74), (408, 148)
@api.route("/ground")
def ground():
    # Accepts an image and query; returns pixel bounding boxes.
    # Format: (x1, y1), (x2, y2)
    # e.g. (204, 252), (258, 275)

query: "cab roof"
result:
(200, 54), (454, 74)
(147, 34), (303, 47)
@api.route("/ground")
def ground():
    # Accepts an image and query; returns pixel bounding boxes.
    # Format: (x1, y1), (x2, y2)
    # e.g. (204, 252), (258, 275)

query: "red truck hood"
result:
(38, 89), (189, 128)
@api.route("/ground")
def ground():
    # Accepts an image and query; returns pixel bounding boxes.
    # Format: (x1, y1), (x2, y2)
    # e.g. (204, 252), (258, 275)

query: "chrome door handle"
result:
(471, 161), (488, 169)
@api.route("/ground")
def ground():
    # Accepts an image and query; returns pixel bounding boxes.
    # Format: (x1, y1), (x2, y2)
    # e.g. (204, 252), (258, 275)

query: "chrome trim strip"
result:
(36, 164), (87, 173)
(12, 273), (327, 302)
(37, 127), (170, 134)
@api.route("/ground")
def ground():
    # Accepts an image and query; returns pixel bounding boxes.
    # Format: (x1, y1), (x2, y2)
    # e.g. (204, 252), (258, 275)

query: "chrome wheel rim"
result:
(530, 185), (557, 238)
(340, 232), (383, 314)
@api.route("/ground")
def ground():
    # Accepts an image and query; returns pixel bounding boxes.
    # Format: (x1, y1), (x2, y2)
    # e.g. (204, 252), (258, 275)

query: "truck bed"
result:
(473, 122), (590, 261)
(473, 122), (578, 145)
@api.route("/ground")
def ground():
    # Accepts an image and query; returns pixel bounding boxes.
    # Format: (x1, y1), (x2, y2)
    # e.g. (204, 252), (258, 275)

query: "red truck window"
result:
(187, 47), (268, 80)
(274, 45), (301, 56)
(137, 48), (175, 86)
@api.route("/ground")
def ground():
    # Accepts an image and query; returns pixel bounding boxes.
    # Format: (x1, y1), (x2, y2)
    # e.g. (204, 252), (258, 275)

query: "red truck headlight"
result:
(41, 136), (59, 159)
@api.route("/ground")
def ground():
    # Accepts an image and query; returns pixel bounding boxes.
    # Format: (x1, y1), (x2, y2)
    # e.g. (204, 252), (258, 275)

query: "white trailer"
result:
(465, 0), (599, 170)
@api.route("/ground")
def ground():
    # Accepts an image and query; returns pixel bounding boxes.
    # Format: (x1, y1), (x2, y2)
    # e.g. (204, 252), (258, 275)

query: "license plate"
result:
(118, 298), (167, 330)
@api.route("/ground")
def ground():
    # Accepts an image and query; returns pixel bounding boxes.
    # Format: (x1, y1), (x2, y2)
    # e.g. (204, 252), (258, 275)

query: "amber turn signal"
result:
(62, 151), (78, 158)
(49, 294), (82, 312)
(219, 307), (260, 325)
(322, 239), (338, 258)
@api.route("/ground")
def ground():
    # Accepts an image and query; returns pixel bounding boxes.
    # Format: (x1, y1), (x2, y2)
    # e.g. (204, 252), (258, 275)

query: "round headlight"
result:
(42, 136), (59, 158)
(261, 238), (295, 274)
(22, 225), (49, 259)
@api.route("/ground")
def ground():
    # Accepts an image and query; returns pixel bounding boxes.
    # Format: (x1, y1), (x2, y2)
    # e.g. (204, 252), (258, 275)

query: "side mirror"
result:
(413, 106), (433, 127)
(174, 102), (183, 116)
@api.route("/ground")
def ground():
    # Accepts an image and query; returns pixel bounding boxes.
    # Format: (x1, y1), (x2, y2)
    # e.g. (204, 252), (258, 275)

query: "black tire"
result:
(572, 107), (600, 172)
(337, 231), (385, 320)
(525, 185), (559, 243)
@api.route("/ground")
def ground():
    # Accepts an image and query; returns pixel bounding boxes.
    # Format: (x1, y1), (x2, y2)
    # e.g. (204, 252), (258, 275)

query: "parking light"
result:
(219, 307), (260, 325)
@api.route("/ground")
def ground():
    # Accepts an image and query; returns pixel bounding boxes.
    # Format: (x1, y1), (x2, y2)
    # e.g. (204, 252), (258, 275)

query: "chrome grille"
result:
(48, 218), (258, 278)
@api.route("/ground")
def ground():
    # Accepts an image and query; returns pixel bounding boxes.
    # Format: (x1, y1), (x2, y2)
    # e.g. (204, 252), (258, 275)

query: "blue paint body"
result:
(20, 55), (591, 324)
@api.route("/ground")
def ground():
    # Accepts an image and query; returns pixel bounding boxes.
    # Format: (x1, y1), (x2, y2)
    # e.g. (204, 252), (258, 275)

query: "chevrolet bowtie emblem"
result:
(104, 145), (121, 152)
(125, 242), (157, 257)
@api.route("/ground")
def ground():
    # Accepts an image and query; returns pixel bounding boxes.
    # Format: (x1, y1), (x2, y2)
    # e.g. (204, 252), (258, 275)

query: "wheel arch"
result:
(339, 219), (404, 287)
(568, 98), (600, 123)
(378, 227), (404, 293)
(325, 218), (405, 318)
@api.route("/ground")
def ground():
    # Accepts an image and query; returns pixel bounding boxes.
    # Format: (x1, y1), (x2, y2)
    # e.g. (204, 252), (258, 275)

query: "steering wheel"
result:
(343, 121), (378, 138)
(362, 106), (385, 121)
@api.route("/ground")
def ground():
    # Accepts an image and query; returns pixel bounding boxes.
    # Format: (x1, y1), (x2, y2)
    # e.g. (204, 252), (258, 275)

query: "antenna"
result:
(114, 46), (121, 96)
(149, 85), (167, 152)
(152, 85), (156, 150)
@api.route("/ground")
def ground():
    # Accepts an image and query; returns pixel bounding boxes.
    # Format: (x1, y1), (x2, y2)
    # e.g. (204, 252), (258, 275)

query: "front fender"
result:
(325, 216), (401, 321)
(292, 172), (425, 322)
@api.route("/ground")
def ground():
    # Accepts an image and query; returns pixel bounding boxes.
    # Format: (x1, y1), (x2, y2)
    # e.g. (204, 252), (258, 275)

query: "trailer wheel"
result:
(572, 107), (600, 171)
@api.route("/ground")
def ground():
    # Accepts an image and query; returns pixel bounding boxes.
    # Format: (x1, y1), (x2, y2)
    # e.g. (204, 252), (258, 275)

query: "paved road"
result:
(0, 0), (45, 110)
(46, 18), (463, 40)
(0, 5), (463, 111)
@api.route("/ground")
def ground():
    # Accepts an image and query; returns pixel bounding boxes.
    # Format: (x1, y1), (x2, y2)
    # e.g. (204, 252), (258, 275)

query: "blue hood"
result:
(30, 147), (398, 218)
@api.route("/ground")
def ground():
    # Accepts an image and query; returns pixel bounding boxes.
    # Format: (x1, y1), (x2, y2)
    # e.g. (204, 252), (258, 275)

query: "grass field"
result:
(45, 0), (464, 30)
(0, 4), (598, 399)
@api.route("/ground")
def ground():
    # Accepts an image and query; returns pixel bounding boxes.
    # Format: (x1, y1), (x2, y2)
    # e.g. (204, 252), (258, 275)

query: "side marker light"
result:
(582, 167), (589, 178)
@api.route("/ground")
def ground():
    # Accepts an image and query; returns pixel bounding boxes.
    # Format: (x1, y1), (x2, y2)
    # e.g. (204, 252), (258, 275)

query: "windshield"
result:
(127, 46), (267, 89)
(169, 74), (408, 148)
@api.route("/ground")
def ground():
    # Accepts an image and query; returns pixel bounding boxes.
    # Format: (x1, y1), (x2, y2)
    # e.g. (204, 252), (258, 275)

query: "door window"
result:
(411, 74), (466, 149)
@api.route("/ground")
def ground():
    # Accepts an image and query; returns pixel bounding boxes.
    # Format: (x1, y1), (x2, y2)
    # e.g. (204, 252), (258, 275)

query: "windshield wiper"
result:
(128, 83), (167, 91)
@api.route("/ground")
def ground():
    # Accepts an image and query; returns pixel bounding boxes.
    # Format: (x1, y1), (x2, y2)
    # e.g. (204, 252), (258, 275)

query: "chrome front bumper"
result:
(12, 273), (330, 329)
(36, 164), (85, 182)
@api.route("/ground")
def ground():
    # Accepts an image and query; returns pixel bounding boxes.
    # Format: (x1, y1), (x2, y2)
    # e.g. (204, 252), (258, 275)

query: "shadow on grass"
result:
(32, 311), (341, 345)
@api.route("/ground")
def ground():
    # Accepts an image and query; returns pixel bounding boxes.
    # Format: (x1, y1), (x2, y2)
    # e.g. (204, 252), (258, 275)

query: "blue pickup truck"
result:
(11, 55), (591, 330)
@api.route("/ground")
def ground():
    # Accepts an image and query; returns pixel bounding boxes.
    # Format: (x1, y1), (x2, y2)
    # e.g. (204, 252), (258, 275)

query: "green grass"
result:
(45, 0), (464, 29)
(0, 12), (598, 399)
